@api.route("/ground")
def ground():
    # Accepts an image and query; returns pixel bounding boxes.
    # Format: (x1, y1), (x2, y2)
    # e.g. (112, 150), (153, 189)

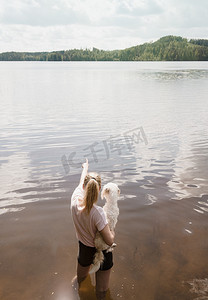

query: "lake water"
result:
(0, 61), (208, 299)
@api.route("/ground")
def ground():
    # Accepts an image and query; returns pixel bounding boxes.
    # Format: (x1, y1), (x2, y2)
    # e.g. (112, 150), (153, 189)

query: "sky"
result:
(0, 0), (208, 52)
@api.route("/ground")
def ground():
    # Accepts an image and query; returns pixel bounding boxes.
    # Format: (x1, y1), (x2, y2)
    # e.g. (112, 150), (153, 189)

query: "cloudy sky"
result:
(0, 0), (207, 52)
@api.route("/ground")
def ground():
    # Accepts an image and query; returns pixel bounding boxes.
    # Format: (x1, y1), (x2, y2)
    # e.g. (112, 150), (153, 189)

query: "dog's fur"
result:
(90, 182), (120, 273)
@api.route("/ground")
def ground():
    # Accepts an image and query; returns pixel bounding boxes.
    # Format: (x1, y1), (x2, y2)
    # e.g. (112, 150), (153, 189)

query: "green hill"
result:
(0, 35), (208, 61)
(121, 36), (208, 61)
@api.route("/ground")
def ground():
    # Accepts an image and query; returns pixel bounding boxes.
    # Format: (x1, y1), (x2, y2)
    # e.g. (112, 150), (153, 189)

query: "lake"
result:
(0, 61), (208, 299)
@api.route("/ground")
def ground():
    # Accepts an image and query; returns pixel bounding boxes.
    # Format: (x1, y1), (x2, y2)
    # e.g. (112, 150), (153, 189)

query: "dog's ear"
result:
(101, 187), (110, 199)
(118, 188), (120, 195)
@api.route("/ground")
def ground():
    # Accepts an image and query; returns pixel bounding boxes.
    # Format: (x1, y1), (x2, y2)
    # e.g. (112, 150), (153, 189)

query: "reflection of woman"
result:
(71, 159), (115, 300)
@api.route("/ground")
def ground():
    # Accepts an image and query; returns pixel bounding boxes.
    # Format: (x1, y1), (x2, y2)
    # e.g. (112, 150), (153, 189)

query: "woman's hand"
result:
(82, 158), (89, 169)
(80, 158), (88, 185)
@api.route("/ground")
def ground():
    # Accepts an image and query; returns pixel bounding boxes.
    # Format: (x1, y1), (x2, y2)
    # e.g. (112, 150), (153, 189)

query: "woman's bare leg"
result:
(71, 262), (91, 291)
(77, 263), (91, 285)
(95, 269), (111, 300)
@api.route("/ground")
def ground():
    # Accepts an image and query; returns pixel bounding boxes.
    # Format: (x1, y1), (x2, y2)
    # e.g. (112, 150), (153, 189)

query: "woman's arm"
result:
(79, 158), (88, 185)
(99, 224), (115, 246)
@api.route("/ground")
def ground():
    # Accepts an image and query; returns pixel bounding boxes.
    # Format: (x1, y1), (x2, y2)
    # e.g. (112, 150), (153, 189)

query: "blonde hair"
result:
(83, 172), (101, 214)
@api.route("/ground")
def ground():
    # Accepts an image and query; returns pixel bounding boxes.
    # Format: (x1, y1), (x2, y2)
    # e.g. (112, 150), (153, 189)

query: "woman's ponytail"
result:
(83, 173), (101, 214)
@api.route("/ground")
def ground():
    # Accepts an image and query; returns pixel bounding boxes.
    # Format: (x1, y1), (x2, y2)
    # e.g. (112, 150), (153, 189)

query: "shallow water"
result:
(0, 61), (208, 299)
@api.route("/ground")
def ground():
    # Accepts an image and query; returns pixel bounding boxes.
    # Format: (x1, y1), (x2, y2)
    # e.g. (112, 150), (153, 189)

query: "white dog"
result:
(90, 182), (120, 273)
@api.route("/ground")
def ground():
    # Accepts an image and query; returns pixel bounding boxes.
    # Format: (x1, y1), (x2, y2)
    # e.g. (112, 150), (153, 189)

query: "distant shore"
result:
(1, 35), (208, 61)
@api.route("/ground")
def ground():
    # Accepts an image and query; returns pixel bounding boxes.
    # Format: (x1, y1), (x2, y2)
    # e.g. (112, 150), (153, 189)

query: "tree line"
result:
(0, 36), (208, 61)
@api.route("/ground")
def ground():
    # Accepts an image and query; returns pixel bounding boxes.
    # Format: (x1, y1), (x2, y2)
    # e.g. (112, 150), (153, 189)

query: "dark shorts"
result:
(78, 241), (113, 271)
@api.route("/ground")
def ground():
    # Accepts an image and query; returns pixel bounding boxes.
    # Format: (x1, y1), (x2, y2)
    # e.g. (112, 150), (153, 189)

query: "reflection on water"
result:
(138, 69), (208, 81)
(0, 61), (208, 299)
(0, 206), (25, 215)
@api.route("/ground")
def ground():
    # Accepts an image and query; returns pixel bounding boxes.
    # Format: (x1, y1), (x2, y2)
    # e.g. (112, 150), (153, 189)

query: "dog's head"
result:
(101, 182), (120, 202)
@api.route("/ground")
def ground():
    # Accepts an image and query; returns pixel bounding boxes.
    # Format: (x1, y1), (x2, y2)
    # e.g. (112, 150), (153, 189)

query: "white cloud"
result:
(0, 0), (86, 26)
(0, 0), (208, 52)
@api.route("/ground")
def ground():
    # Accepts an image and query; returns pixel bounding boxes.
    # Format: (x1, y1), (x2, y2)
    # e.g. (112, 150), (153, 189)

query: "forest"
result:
(0, 36), (208, 61)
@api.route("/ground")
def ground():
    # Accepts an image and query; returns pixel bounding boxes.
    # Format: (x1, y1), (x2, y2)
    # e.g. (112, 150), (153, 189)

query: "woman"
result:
(71, 158), (115, 299)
